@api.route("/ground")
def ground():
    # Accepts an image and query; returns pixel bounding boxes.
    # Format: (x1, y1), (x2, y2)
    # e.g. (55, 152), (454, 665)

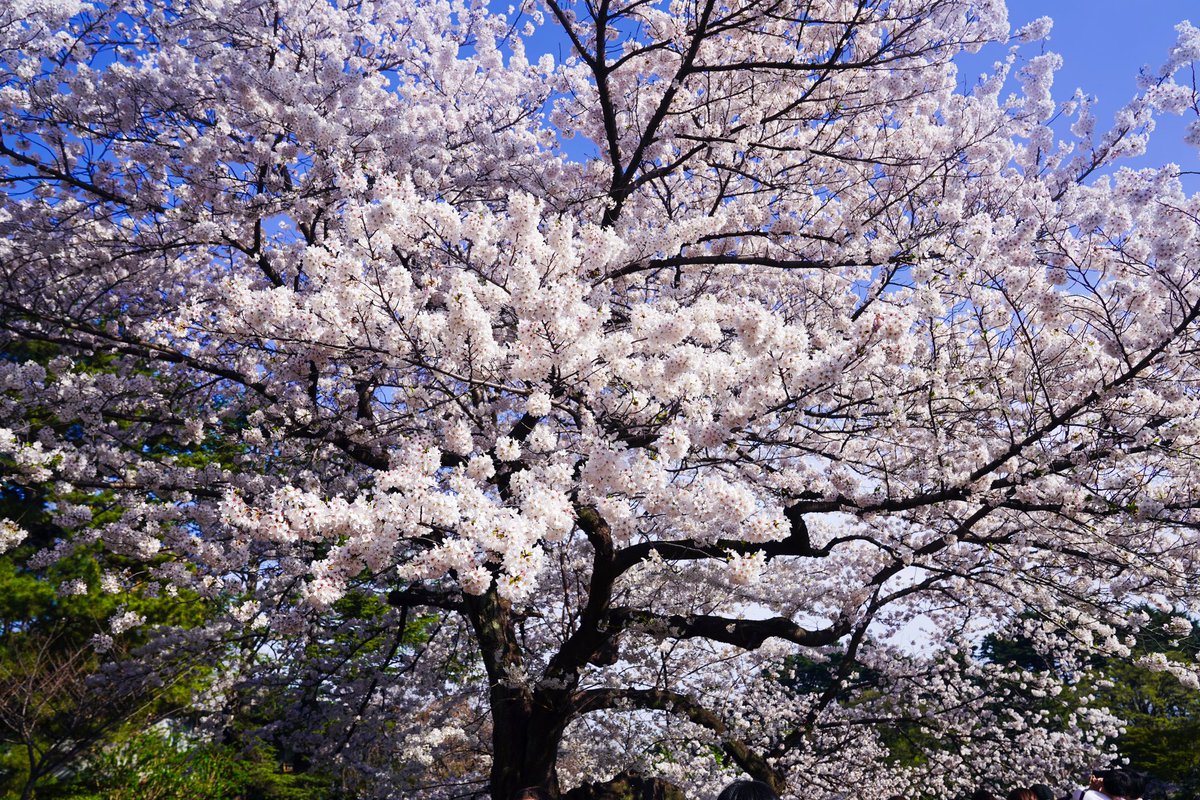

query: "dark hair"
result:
(1008, 789), (1038, 800)
(513, 789), (551, 800)
(1031, 784), (1055, 800)
(1101, 772), (1134, 799)
(717, 780), (780, 800)
(972, 790), (1000, 800)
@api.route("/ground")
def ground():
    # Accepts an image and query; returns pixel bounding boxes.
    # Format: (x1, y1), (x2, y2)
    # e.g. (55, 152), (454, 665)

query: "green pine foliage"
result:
(0, 345), (221, 799)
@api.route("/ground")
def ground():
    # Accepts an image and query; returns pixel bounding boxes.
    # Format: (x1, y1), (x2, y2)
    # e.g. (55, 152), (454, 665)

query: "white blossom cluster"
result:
(0, 518), (27, 553)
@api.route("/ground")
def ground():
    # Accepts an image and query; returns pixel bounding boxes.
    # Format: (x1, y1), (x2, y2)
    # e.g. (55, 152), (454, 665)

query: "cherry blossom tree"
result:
(3, 0), (1200, 798)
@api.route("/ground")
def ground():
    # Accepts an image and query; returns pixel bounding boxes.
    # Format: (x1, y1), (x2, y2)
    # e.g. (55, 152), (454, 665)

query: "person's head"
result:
(1101, 771), (1133, 799)
(1031, 784), (1055, 800)
(972, 789), (1000, 800)
(513, 789), (551, 800)
(1007, 788), (1038, 800)
(717, 780), (780, 800)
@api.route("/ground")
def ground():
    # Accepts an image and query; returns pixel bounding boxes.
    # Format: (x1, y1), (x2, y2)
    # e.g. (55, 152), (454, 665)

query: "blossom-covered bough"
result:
(3, 0), (1200, 797)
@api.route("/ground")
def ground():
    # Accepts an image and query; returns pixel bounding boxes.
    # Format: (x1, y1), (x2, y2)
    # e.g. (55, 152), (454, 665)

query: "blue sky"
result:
(987, 1), (1198, 185)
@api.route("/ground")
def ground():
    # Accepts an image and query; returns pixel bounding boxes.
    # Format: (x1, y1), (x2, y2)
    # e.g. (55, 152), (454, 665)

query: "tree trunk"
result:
(19, 773), (38, 800)
(463, 589), (576, 800)
(488, 682), (534, 800)
(19, 745), (41, 800)
(489, 686), (574, 799)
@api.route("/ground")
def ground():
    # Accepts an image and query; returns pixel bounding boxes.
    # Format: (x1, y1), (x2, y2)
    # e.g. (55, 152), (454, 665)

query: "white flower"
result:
(0, 519), (27, 553)
(527, 391), (552, 417)
(467, 454), (496, 481)
(445, 420), (474, 455)
(1166, 616), (1194, 637)
(656, 426), (690, 461)
(1014, 15), (1053, 42)
(494, 436), (521, 462)
(232, 600), (260, 623)
(726, 550), (765, 586)
(460, 565), (493, 595)
(109, 609), (146, 635)
(58, 578), (89, 596)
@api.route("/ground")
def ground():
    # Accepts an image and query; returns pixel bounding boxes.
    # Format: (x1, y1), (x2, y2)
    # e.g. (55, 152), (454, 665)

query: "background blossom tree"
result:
(2, 0), (1200, 797)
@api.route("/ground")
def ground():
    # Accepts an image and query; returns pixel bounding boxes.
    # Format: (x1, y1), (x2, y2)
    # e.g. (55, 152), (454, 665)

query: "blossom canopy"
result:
(2, 0), (1200, 797)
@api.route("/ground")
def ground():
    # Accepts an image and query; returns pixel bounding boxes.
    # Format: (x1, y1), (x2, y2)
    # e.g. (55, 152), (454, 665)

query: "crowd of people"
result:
(973, 769), (1147, 800)
(512, 779), (780, 800)
(514, 770), (1147, 800)
(716, 781), (784, 800)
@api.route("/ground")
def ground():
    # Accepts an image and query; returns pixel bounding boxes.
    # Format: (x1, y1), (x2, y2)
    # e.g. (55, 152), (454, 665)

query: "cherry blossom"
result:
(2, 1), (1200, 798)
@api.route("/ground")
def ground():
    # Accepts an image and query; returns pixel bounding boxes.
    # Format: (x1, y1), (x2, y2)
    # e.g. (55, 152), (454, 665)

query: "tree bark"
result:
(463, 588), (577, 799)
